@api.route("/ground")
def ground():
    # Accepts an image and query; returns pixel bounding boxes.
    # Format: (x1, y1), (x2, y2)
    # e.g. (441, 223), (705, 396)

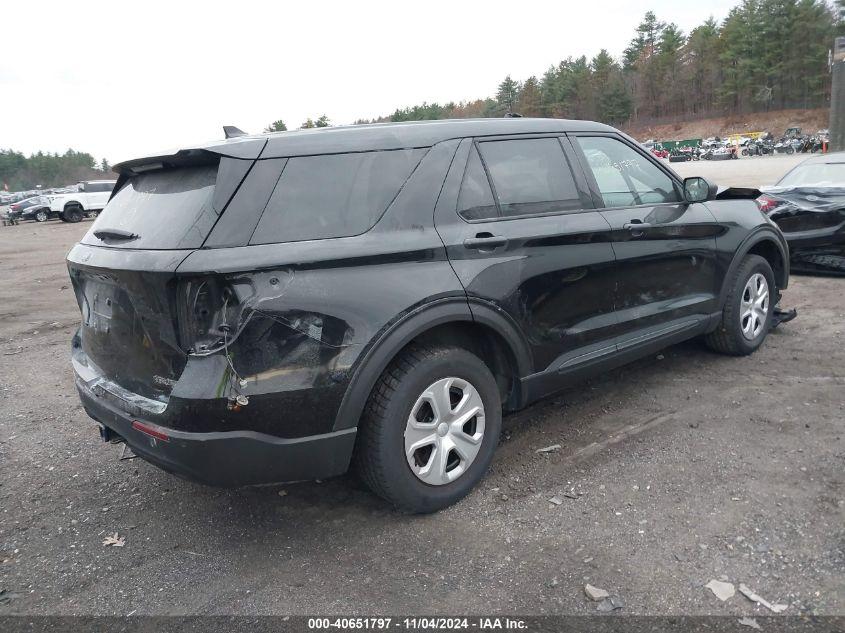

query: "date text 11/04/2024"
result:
(306, 617), (528, 630)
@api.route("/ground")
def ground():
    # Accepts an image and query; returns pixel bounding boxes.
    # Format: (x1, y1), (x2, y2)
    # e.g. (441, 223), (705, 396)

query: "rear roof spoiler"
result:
(112, 137), (267, 176)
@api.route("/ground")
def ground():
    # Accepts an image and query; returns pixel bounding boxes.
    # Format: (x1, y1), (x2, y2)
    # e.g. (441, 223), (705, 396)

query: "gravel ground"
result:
(671, 153), (805, 187)
(0, 156), (842, 616)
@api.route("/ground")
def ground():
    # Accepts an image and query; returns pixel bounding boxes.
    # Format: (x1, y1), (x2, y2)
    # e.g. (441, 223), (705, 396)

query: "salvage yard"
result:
(0, 155), (843, 616)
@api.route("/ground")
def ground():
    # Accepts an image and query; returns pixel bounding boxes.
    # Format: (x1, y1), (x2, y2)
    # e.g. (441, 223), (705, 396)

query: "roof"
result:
(114, 118), (616, 172)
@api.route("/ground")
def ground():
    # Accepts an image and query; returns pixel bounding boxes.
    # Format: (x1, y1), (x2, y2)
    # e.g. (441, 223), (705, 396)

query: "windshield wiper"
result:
(94, 228), (139, 241)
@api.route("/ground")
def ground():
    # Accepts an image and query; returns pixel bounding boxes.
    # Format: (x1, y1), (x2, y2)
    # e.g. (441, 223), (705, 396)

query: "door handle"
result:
(623, 221), (654, 231)
(463, 234), (508, 250)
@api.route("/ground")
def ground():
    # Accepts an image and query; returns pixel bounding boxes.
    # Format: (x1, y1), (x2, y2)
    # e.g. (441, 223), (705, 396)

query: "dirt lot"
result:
(624, 108), (829, 145)
(0, 156), (843, 617)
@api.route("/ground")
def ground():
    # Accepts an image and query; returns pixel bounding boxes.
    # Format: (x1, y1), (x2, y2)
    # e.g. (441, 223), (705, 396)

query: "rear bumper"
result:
(74, 369), (357, 487)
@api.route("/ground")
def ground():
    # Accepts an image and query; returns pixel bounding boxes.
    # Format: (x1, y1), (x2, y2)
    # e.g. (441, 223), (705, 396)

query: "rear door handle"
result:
(623, 221), (654, 231)
(463, 234), (508, 250)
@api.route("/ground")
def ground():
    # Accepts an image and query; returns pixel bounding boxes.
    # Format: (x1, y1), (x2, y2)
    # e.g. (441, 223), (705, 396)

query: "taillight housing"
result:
(756, 194), (780, 214)
(174, 277), (238, 354)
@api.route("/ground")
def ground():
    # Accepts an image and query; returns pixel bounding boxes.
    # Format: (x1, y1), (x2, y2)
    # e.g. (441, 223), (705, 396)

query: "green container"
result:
(662, 138), (702, 151)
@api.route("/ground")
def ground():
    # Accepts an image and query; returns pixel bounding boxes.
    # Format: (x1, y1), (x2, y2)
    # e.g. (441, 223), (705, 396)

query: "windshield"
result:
(777, 163), (845, 188)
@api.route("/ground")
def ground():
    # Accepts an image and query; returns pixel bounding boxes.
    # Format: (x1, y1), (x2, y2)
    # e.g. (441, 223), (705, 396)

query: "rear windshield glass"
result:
(82, 165), (218, 250)
(250, 149), (425, 244)
(778, 163), (845, 187)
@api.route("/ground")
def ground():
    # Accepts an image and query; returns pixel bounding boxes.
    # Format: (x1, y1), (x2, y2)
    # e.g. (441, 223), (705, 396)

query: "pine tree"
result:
(264, 120), (288, 132)
(518, 76), (543, 117)
(496, 75), (521, 114)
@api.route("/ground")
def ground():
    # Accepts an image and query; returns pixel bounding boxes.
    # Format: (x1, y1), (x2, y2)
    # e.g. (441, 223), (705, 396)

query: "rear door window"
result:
(81, 165), (218, 250)
(250, 149), (425, 244)
(457, 146), (497, 220)
(475, 138), (584, 218)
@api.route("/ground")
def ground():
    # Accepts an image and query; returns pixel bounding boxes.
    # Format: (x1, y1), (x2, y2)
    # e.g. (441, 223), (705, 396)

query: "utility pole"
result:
(830, 36), (845, 151)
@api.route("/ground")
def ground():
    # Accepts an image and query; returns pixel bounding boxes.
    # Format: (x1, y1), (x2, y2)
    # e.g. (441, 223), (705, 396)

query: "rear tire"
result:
(355, 344), (502, 513)
(35, 210), (48, 222)
(704, 255), (775, 356)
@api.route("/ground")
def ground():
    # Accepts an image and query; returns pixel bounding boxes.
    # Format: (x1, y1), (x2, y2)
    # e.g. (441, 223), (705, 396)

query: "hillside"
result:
(622, 108), (830, 142)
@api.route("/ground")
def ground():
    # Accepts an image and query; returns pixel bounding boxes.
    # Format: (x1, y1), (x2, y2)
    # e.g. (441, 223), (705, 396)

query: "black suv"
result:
(68, 118), (788, 512)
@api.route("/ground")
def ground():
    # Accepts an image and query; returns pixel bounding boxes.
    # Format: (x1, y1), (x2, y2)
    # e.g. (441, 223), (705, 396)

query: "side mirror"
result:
(683, 177), (716, 203)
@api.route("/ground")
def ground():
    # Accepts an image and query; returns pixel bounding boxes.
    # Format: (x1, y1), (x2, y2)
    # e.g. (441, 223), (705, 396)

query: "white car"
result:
(49, 180), (116, 222)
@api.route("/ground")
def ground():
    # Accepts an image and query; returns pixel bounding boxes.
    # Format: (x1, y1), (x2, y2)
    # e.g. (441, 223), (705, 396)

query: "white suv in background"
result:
(50, 180), (117, 222)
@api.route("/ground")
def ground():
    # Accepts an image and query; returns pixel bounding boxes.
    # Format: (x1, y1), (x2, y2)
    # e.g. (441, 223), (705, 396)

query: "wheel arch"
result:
(332, 298), (532, 432)
(719, 228), (789, 310)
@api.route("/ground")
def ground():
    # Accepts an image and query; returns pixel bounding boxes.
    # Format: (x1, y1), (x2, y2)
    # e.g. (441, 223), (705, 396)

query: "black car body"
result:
(67, 118), (789, 511)
(759, 152), (845, 274)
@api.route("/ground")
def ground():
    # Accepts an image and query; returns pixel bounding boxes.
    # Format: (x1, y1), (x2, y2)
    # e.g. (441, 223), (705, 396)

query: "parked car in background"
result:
(7, 195), (51, 220)
(49, 180), (116, 222)
(758, 152), (845, 274)
(67, 118), (789, 512)
(9, 195), (56, 222)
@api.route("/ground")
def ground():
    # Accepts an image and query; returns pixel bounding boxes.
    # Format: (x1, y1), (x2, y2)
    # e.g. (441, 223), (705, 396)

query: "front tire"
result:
(704, 255), (775, 356)
(355, 345), (502, 513)
(64, 205), (83, 223)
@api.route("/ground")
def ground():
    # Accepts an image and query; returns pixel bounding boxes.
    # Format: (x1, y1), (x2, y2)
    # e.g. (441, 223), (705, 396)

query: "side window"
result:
(457, 146), (497, 220)
(250, 149), (424, 244)
(477, 138), (584, 218)
(575, 136), (680, 207)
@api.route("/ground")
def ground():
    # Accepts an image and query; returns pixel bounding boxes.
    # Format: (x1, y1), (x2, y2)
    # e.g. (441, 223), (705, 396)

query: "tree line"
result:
(1, 149), (110, 192)
(6, 1), (838, 191)
(358, 0), (839, 126)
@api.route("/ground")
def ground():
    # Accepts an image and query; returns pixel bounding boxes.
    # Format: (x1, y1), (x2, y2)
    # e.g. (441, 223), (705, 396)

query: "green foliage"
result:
(264, 119), (288, 132)
(0, 149), (103, 191)
(368, 1), (835, 125)
(299, 116), (330, 129)
(496, 75), (521, 114)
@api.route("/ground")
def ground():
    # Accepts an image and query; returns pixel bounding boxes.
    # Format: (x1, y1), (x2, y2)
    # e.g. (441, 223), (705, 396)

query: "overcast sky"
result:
(2, 0), (740, 164)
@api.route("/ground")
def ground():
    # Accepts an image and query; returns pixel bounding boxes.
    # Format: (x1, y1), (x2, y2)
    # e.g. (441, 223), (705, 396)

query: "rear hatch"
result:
(67, 148), (259, 402)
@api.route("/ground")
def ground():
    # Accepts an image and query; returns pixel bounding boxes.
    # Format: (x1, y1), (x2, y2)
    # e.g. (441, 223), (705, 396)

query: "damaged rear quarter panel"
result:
(171, 139), (465, 438)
